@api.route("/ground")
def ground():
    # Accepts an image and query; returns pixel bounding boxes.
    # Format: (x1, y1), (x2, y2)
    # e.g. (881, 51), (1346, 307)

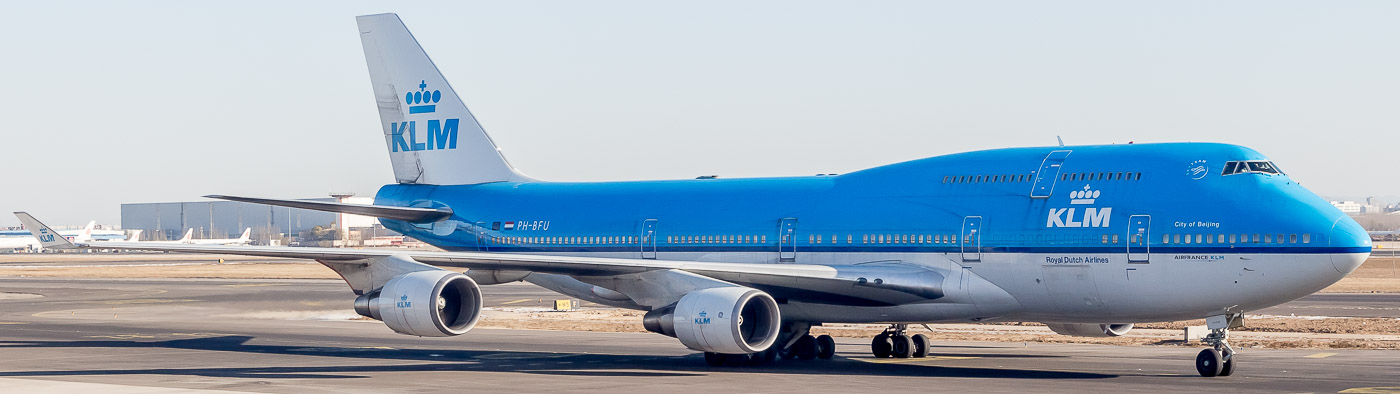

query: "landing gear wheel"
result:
(871, 333), (893, 358)
(1218, 354), (1235, 376)
(1196, 348), (1223, 377)
(704, 351), (726, 367)
(816, 335), (836, 359)
(891, 334), (915, 358)
(795, 335), (819, 360)
(911, 334), (930, 358)
(747, 347), (778, 366)
(724, 353), (751, 366)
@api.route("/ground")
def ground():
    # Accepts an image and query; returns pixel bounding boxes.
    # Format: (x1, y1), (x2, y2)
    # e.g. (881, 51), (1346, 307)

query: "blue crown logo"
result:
(400, 294), (409, 301)
(405, 80), (441, 114)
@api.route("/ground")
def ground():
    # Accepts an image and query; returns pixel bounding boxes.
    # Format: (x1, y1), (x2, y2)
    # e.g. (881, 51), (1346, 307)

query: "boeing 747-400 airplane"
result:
(16, 13), (1371, 377)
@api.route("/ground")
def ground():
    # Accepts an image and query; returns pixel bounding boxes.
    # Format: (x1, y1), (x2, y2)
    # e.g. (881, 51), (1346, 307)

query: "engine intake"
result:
(354, 270), (483, 337)
(644, 287), (781, 354)
(1045, 323), (1133, 337)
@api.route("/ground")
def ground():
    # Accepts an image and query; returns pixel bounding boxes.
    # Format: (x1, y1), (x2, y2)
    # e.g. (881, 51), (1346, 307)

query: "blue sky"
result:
(3, 1), (1398, 227)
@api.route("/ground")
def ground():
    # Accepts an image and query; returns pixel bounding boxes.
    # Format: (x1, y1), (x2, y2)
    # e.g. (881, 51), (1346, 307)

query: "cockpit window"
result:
(1222, 160), (1284, 176)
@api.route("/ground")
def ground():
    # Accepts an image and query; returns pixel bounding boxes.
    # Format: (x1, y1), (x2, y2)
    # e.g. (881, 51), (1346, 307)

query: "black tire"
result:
(704, 352), (726, 367)
(795, 335), (818, 360)
(762, 346), (781, 364)
(1196, 348), (1223, 377)
(1219, 354), (1235, 377)
(871, 333), (893, 358)
(816, 335), (836, 359)
(891, 335), (915, 358)
(911, 334), (930, 358)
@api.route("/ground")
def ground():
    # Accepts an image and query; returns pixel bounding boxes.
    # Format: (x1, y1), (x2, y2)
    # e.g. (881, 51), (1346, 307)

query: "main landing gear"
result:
(1196, 313), (1241, 377)
(870, 324), (929, 359)
(702, 322), (836, 367)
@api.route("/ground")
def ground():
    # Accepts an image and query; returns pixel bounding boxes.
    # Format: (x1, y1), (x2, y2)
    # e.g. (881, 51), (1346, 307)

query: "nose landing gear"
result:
(1196, 313), (1241, 377)
(870, 324), (930, 359)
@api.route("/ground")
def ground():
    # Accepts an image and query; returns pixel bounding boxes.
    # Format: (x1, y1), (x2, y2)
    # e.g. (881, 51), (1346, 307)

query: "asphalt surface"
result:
(0, 278), (1396, 393)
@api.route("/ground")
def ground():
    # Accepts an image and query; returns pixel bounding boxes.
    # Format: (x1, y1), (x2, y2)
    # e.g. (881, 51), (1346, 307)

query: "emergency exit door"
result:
(778, 218), (797, 262)
(961, 216), (982, 262)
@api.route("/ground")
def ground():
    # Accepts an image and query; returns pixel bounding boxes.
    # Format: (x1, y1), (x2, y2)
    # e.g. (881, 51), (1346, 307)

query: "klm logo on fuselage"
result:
(392, 80), (458, 152)
(1047, 185), (1112, 228)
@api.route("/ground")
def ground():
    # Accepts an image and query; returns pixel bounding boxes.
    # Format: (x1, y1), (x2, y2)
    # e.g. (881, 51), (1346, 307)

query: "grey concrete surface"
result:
(0, 278), (1396, 393)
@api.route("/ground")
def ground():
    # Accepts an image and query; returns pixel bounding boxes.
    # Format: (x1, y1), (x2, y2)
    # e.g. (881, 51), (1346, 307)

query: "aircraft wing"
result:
(14, 212), (944, 306)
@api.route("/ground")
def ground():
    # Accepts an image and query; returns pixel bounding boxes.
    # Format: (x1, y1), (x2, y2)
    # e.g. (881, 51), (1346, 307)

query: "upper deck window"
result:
(1223, 160), (1284, 176)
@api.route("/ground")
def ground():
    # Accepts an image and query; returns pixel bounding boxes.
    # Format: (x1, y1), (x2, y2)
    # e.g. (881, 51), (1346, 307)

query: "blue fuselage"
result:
(375, 143), (1369, 258)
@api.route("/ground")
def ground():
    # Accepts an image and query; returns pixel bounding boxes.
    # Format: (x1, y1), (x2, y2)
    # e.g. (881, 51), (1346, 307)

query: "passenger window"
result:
(1163, 234), (1170, 244)
(1101, 234), (1109, 244)
(1290, 234), (1297, 244)
(1174, 234), (1181, 244)
(1195, 234), (1202, 244)
(1228, 234), (1236, 243)
(1303, 234), (1310, 244)
(1276, 234), (1285, 244)
(943, 176), (949, 183)
(1264, 234), (1272, 243)
(1062, 174), (1069, 181)
(761, 235), (767, 243)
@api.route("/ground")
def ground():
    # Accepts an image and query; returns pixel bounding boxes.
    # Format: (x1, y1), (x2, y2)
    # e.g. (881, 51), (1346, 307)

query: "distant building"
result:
(121, 194), (394, 244)
(1330, 201), (1362, 214)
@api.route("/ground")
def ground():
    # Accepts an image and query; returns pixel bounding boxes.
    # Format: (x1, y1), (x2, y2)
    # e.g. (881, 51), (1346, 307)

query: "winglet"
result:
(13, 212), (79, 249)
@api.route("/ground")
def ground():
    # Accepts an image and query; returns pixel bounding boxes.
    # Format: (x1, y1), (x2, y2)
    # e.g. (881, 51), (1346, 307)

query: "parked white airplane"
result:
(0, 221), (97, 251)
(186, 228), (252, 245)
(118, 229), (190, 245)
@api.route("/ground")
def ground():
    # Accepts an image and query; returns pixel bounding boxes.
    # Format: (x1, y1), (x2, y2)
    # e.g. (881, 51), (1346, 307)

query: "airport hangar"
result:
(119, 194), (401, 246)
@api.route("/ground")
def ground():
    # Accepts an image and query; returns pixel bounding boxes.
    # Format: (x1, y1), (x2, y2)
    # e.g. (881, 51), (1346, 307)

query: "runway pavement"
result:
(0, 278), (1397, 393)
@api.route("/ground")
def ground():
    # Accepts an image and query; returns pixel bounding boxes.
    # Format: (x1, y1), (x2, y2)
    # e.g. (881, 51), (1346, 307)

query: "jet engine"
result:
(1045, 323), (1134, 337)
(642, 286), (781, 354)
(354, 270), (483, 337)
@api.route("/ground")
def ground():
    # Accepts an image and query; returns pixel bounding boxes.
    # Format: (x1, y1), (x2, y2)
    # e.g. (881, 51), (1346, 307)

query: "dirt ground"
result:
(1322, 257), (1400, 293)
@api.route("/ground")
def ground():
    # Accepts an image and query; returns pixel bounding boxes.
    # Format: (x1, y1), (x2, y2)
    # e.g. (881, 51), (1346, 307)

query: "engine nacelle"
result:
(354, 270), (483, 337)
(1045, 323), (1133, 337)
(644, 287), (781, 354)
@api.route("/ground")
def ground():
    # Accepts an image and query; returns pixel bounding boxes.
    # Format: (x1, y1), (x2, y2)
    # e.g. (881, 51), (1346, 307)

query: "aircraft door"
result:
(1127, 215), (1150, 262)
(640, 219), (658, 259)
(778, 218), (797, 262)
(961, 216), (982, 262)
(1030, 150), (1072, 198)
(475, 221), (490, 252)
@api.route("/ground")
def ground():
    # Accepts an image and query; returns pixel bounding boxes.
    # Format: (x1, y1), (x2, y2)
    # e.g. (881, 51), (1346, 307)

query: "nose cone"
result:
(1329, 217), (1372, 274)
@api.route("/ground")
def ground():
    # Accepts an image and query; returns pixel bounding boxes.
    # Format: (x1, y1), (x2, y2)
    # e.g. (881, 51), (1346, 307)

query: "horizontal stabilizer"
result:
(205, 195), (452, 222)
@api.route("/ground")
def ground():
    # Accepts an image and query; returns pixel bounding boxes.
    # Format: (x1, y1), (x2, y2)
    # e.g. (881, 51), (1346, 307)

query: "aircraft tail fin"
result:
(178, 229), (193, 243)
(356, 13), (533, 185)
(238, 228), (251, 243)
(127, 230), (143, 242)
(13, 212), (78, 249)
(73, 220), (96, 242)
